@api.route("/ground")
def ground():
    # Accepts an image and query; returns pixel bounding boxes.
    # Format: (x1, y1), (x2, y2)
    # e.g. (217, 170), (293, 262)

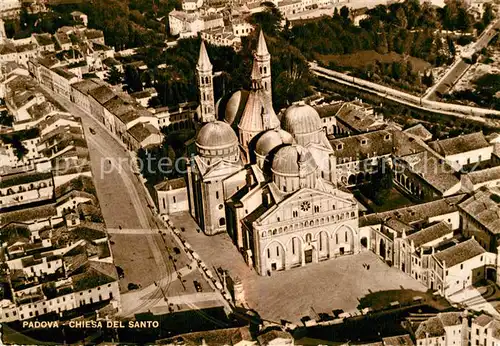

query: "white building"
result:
(182, 0), (203, 12)
(415, 312), (468, 346)
(429, 132), (493, 171)
(155, 178), (189, 215)
(0, 0), (21, 19)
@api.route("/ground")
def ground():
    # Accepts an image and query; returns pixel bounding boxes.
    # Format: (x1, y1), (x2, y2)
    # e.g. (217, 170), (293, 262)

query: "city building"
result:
(429, 132), (493, 171)
(415, 312), (468, 346)
(0, 0), (21, 19)
(155, 178), (189, 215)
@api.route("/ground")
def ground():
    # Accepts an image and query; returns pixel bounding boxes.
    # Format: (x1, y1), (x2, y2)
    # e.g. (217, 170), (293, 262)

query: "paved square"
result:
(169, 212), (427, 323)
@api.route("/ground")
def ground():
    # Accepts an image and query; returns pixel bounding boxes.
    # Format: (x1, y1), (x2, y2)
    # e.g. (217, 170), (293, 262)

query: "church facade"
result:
(186, 31), (360, 275)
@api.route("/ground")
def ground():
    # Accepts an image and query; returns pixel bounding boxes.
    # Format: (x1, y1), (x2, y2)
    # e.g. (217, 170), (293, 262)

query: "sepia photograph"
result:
(0, 0), (500, 344)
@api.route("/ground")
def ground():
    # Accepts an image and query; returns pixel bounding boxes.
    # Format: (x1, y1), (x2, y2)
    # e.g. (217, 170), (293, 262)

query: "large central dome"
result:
(272, 144), (317, 176)
(281, 101), (322, 136)
(196, 120), (238, 150)
(255, 129), (294, 157)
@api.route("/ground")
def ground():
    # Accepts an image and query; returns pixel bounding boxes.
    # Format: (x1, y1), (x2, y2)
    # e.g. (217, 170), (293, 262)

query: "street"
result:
(44, 89), (189, 295)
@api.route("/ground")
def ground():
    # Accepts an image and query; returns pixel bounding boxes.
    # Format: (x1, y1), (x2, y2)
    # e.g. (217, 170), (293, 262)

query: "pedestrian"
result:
(367, 265), (370, 270)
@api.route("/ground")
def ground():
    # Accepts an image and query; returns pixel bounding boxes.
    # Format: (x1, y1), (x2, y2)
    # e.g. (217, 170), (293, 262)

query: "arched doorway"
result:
(333, 225), (354, 255)
(265, 241), (286, 272)
(379, 239), (386, 259)
(360, 237), (368, 248)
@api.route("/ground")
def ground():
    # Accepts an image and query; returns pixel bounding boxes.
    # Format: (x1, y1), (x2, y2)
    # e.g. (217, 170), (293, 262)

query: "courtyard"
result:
(354, 186), (414, 213)
(169, 212), (427, 324)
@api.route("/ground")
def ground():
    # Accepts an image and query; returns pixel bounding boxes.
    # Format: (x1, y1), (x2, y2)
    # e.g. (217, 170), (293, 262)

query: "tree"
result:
(456, 6), (472, 32)
(333, 7), (339, 17)
(249, 3), (283, 36)
(11, 135), (28, 161)
(447, 36), (456, 57)
(124, 65), (143, 93)
(0, 111), (14, 127)
(340, 6), (350, 22)
(395, 7), (408, 28)
(482, 3), (494, 27)
(105, 65), (124, 85)
(423, 71), (434, 87)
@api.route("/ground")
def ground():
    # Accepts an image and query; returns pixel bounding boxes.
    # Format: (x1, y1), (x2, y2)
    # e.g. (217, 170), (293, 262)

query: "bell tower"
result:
(197, 41), (216, 123)
(254, 30), (272, 101)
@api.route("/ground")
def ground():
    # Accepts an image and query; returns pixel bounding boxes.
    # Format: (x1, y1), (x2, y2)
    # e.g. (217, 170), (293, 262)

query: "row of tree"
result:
(289, 0), (476, 67)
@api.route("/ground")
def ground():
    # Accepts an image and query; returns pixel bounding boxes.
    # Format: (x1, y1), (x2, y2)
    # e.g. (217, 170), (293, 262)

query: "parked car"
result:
(193, 280), (202, 292)
(128, 283), (139, 290)
(116, 266), (125, 279)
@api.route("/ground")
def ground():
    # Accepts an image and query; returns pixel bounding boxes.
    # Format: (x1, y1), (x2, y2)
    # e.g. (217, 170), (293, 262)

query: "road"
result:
(425, 18), (500, 101)
(44, 89), (179, 293)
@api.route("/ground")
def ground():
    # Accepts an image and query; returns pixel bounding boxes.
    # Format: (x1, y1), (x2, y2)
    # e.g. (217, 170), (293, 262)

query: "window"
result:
(216, 191), (219, 199)
(345, 232), (348, 242)
(336, 233), (338, 244)
(461, 264), (464, 270)
(292, 239), (295, 254)
(276, 247), (279, 256)
(267, 249), (270, 258)
(173, 196), (176, 203)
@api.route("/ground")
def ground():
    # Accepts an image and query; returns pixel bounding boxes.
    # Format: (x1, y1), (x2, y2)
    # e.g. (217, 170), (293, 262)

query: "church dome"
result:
(196, 121), (238, 150)
(281, 101), (322, 136)
(271, 144), (317, 176)
(224, 90), (249, 126)
(255, 129), (294, 157)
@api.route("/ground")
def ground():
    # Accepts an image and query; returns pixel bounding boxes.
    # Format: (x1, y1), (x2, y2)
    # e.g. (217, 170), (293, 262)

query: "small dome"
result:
(281, 101), (322, 136)
(196, 121), (238, 149)
(255, 129), (294, 157)
(271, 144), (317, 176)
(224, 90), (249, 125)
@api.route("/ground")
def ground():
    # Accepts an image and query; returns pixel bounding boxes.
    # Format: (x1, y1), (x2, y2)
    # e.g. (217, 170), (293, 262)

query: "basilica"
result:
(186, 31), (360, 276)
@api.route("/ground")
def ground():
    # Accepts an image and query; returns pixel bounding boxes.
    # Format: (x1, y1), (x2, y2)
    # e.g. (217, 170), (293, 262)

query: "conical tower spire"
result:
(253, 30), (272, 101)
(256, 29), (269, 57)
(251, 60), (262, 90)
(197, 41), (212, 71)
(197, 41), (215, 123)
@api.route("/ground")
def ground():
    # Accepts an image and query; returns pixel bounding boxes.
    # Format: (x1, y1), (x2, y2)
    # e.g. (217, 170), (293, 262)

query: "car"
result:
(128, 283), (139, 290)
(89, 127), (96, 135)
(193, 280), (202, 292)
(116, 266), (125, 279)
